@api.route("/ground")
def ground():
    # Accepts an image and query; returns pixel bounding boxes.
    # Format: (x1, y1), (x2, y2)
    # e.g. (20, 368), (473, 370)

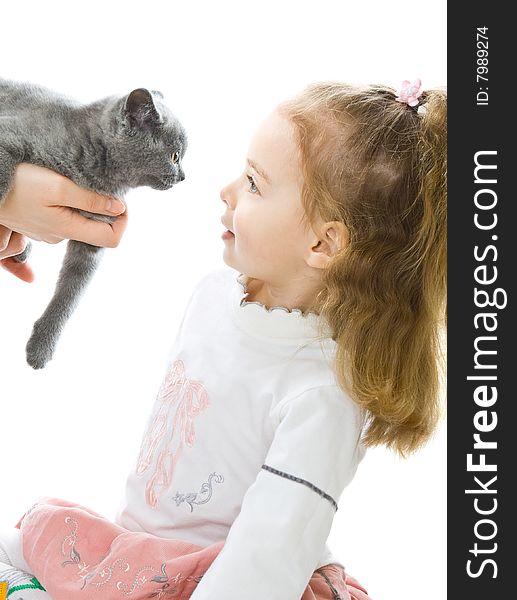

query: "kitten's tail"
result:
(26, 241), (104, 369)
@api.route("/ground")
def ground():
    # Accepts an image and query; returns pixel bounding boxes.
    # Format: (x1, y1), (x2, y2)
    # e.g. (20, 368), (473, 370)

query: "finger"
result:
(0, 257), (35, 283)
(60, 209), (129, 248)
(0, 230), (28, 259)
(0, 225), (11, 256)
(55, 178), (127, 216)
(107, 210), (129, 247)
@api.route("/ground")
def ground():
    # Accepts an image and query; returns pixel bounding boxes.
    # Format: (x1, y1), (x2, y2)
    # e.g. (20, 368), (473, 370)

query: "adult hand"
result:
(0, 225), (34, 282)
(0, 163), (128, 247)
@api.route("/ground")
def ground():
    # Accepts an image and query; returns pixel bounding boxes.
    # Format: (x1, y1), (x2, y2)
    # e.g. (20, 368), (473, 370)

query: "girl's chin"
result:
(221, 252), (240, 273)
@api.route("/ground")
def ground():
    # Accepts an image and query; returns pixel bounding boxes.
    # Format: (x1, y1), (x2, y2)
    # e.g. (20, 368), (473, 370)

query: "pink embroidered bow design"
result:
(136, 360), (210, 507)
(395, 78), (423, 107)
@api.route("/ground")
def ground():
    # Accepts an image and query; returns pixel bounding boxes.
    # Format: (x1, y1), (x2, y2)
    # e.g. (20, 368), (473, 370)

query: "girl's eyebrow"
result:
(247, 158), (271, 185)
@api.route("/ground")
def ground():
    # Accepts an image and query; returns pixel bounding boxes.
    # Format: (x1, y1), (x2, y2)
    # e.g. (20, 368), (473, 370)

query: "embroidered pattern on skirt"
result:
(172, 472), (224, 512)
(135, 360), (210, 508)
(261, 464), (338, 512)
(59, 516), (204, 596)
(146, 564), (203, 598)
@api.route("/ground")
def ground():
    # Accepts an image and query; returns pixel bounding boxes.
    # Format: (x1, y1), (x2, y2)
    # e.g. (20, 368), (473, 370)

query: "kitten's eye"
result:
(172, 151), (180, 164)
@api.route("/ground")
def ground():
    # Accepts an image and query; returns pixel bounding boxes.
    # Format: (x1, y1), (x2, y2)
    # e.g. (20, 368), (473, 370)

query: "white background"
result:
(0, 1), (446, 598)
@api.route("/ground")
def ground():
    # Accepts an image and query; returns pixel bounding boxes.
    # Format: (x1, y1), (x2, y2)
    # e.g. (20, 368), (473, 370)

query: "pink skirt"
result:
(17, 498), (372, 600)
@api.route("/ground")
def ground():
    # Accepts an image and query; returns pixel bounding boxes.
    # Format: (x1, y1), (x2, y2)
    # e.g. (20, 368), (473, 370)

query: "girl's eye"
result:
(246, 174), (259, 194)
(172, 151), (180, 164)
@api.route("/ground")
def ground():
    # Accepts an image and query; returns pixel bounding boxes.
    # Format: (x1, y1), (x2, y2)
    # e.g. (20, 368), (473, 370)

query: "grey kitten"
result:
(0, 77), (187, 369)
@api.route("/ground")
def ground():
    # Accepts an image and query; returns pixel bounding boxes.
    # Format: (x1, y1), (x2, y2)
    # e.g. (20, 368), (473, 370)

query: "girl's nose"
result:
(220, 182), (235, 208)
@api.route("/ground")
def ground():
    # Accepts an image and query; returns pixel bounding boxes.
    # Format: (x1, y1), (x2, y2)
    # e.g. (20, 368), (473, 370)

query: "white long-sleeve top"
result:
(117, 268), (366, 599)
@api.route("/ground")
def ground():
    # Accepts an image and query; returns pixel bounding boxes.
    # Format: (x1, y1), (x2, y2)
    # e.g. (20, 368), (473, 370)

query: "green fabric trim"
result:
(7, 577), (45, 597)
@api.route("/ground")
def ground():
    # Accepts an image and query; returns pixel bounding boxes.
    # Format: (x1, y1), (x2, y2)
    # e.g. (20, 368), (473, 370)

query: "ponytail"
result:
(417, 89), (447, 325)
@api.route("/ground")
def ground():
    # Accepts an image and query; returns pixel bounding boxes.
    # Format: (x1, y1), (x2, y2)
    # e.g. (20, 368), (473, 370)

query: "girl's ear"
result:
(306, 221), (348, 269)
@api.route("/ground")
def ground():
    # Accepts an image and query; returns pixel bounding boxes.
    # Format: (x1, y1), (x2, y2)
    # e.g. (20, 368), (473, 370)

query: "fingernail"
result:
(106, 198), (125, 214)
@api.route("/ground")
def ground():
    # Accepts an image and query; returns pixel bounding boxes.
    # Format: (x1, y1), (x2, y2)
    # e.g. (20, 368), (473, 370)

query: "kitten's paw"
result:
(26, 343), (53, 370)
(25, 323), (55, 370)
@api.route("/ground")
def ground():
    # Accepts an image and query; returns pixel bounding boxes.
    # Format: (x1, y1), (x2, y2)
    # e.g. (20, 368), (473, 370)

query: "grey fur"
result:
(0, 77), (187, 369)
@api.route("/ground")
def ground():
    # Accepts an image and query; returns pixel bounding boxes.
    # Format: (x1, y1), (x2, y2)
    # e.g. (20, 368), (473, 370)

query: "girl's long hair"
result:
(280, 82), (447, 456)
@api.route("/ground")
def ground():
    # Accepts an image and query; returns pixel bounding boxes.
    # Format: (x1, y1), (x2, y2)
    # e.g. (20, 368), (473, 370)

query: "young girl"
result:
(0, 79), (447, 600)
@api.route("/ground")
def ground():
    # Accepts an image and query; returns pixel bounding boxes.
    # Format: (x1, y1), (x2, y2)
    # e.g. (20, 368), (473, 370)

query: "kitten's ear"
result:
(124, 88), (161, 130)
(151, 90), (164, 99)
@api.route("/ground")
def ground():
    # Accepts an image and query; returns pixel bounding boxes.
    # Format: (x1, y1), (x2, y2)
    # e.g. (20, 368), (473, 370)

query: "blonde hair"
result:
(280, 82), (447, 456)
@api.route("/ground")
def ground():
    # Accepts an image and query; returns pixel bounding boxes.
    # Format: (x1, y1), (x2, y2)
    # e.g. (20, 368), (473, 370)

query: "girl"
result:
(0, 78), (446, 600)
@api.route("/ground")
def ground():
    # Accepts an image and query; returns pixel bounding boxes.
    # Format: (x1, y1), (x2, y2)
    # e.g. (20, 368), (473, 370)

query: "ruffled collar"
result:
(229, 273), (334, 343)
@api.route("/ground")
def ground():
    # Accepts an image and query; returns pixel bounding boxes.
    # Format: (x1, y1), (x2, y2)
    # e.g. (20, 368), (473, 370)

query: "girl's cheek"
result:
(234, 225), (262, 261)
(233, 208), (251, 242)
(234, 206), (269, 260)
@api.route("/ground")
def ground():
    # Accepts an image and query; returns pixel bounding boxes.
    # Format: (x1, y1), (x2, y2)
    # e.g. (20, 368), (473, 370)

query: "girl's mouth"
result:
(221, 217), (235, 240)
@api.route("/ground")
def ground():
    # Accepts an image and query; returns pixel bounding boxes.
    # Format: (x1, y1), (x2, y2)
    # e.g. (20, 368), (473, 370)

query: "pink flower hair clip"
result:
(395, 78), (423, 107)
